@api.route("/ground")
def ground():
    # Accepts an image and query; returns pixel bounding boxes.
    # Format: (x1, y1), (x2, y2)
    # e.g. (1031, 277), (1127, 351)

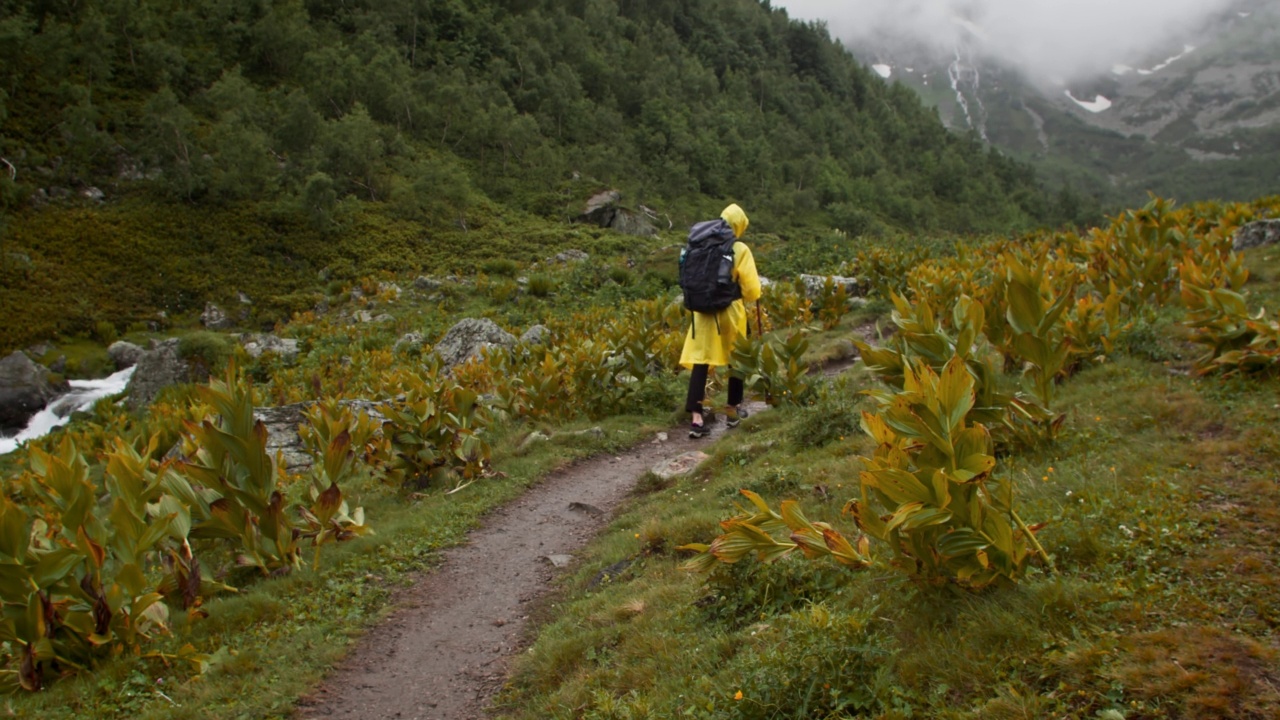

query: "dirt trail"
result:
(294, 405), (764, 720)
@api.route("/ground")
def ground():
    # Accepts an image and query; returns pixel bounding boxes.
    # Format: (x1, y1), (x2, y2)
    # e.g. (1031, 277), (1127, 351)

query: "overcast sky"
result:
(774, 0), (1246, 80)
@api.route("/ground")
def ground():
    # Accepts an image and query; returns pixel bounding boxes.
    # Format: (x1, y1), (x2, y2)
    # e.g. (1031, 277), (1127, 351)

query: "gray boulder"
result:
(551, 249), (590, 264)
(253, 403), (314, 471)
(585, 189), (622, 214)
(393, 332), (426, 354)
(434, 318), (517, 368)
(0, 351), (65, 433)
(520, 325), (551, 345)
(124, 339), (190, 410)
(577, 190), (657, 237)
(413, 276), (443, 292)
(169, 400), (385, 473)
(798, 274), (866, 299)
(108, 341), (146, 370)
(1233, 219), (1280, 252)
(200, 302), (233, 330)
(241, 334), (300, 362)
(26, 342), (53, 359)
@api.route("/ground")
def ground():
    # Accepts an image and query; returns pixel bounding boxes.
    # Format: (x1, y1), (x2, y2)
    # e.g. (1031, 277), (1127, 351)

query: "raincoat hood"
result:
(720, 204), (749, 238)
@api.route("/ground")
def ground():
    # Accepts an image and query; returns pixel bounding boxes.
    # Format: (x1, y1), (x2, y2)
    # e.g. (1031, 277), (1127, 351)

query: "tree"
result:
(140, 86), (204, 198)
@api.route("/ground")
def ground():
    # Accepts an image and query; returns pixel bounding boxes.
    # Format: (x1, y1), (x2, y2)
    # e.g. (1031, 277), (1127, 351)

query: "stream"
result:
(0, 367), (135, 455)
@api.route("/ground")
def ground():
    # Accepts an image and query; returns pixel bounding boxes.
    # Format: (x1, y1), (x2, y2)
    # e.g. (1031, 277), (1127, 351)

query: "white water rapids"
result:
(0, 366), (135, 455)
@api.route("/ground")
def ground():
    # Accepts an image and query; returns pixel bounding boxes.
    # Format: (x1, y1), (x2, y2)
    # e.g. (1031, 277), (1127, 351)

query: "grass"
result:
(493, 252), (1280, 718)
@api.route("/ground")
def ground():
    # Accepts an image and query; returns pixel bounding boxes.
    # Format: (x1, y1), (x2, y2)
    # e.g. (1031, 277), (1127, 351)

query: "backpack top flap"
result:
(687, 218), (735, 247)
(681, 220), (742, 313)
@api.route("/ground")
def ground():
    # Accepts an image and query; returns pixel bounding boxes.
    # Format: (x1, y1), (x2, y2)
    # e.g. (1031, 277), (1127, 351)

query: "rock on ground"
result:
(650, 451), (710, 480)
(124, 340), (190, 410)
(0, 351), (65, 432)
(520, 324), (551, 345)
(434, 318), (517, 368)
(201, 302), (233, 330)
(1233, 219), (1280, 251)
(107, 341), (146, 370)
(550, 248), (590, 263)
(393, 332), (425, 354)
(577, 190), (657, 237)
(798, 274), (866, 299)
(241, 334), (301, 362)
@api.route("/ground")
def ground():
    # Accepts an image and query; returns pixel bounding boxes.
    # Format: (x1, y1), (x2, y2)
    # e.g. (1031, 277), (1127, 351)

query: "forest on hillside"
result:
(0, 0), (1076, 234)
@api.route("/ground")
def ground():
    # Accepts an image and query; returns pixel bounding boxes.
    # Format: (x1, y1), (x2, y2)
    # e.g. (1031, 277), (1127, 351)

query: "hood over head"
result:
(720, 204), (749, 239)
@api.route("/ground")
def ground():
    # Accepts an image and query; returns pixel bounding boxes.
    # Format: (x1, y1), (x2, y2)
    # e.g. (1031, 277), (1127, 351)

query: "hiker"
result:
(679, 203), (762, 439)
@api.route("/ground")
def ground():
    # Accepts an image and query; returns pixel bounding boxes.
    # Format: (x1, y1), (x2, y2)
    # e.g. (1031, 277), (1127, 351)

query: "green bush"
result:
(264, 291), (324, 322)
(1122, 313), (1183, 362)
(482, 258), (519, 277)
(791, 376), (863, 448)
(607, 266), (633, 285)
(527, 274), (556, 297)
(92, 320), (118, 346)
(489, 280), (519, 304)
(178, 331), (232, 377)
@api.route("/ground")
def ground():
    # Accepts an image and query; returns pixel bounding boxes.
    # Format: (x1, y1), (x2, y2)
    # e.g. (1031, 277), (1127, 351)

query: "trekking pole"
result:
(756, 301), (764, 338)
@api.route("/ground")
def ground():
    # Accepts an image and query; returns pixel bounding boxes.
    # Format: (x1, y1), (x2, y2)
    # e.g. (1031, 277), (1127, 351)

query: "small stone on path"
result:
(651, 451), (709, 480)
(544, 554), (574, 568)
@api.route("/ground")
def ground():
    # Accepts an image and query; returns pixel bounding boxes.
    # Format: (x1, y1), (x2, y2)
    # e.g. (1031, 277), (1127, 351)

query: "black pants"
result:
(685, 364), (744, 414)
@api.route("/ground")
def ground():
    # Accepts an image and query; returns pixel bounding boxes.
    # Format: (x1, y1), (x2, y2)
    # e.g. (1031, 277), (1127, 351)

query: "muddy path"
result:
(294, 405), (764, 720)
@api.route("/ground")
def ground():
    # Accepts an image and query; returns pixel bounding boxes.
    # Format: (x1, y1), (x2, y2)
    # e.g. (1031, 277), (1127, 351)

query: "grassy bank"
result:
(494, 251), (1280, 719)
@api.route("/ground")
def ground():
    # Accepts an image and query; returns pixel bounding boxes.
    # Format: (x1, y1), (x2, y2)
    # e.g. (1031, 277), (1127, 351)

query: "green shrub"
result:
(489, 280), (519, 304)
(482, 258), (519, 277)
(607, 266), (633, 285)
(1121, 314), (1182, 362)
(700, 555), (850, 629)
(791, 376), (863, 448)
(264, 291), (324, 321)
(92, 320), (118, 346)
(178, 331), (232, 377)
(527, 274), (556, 297)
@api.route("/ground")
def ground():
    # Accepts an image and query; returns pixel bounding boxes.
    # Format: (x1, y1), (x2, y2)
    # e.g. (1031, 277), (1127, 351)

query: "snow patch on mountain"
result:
(872, 64), (892, 79)
(1137, 44), (1197, 75)
(1065, 91), (1113, 113)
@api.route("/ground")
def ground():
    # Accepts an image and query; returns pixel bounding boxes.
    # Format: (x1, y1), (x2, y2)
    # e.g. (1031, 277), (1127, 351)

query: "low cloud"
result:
(775, 0), (1246, 80)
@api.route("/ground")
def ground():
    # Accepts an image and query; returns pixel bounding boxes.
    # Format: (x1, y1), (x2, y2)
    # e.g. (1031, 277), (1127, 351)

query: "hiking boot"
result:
(724, 405), (750, 428)
(689, 422), (711, 439)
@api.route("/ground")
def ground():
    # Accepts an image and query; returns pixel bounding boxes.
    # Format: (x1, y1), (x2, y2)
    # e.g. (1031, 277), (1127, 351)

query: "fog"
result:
(774, 0), (1246, 80)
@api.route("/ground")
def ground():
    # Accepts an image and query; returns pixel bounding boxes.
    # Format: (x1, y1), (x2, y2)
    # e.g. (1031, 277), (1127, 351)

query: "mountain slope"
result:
(0, 0), (1053, 236)
(854, 0), (1280, 205)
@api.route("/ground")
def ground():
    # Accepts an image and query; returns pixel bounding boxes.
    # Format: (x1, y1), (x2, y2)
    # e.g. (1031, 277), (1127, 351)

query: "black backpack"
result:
(679, 219), (742, 313)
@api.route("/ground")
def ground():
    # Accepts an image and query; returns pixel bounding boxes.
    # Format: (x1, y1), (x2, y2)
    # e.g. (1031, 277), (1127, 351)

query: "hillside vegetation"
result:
(0, 0), (1067, 352)
(1, 193), (1277, 717)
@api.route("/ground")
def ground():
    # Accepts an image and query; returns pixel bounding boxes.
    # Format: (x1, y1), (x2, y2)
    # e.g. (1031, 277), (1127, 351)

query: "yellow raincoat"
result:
(679, 204), (762, 368)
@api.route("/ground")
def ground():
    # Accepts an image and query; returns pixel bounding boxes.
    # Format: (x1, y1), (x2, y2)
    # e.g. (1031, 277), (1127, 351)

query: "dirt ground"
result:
(294, 405), (762, 720)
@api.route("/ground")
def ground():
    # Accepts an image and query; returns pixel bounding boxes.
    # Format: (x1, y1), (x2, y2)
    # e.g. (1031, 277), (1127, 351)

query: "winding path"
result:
(294, 409), (758, 720)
